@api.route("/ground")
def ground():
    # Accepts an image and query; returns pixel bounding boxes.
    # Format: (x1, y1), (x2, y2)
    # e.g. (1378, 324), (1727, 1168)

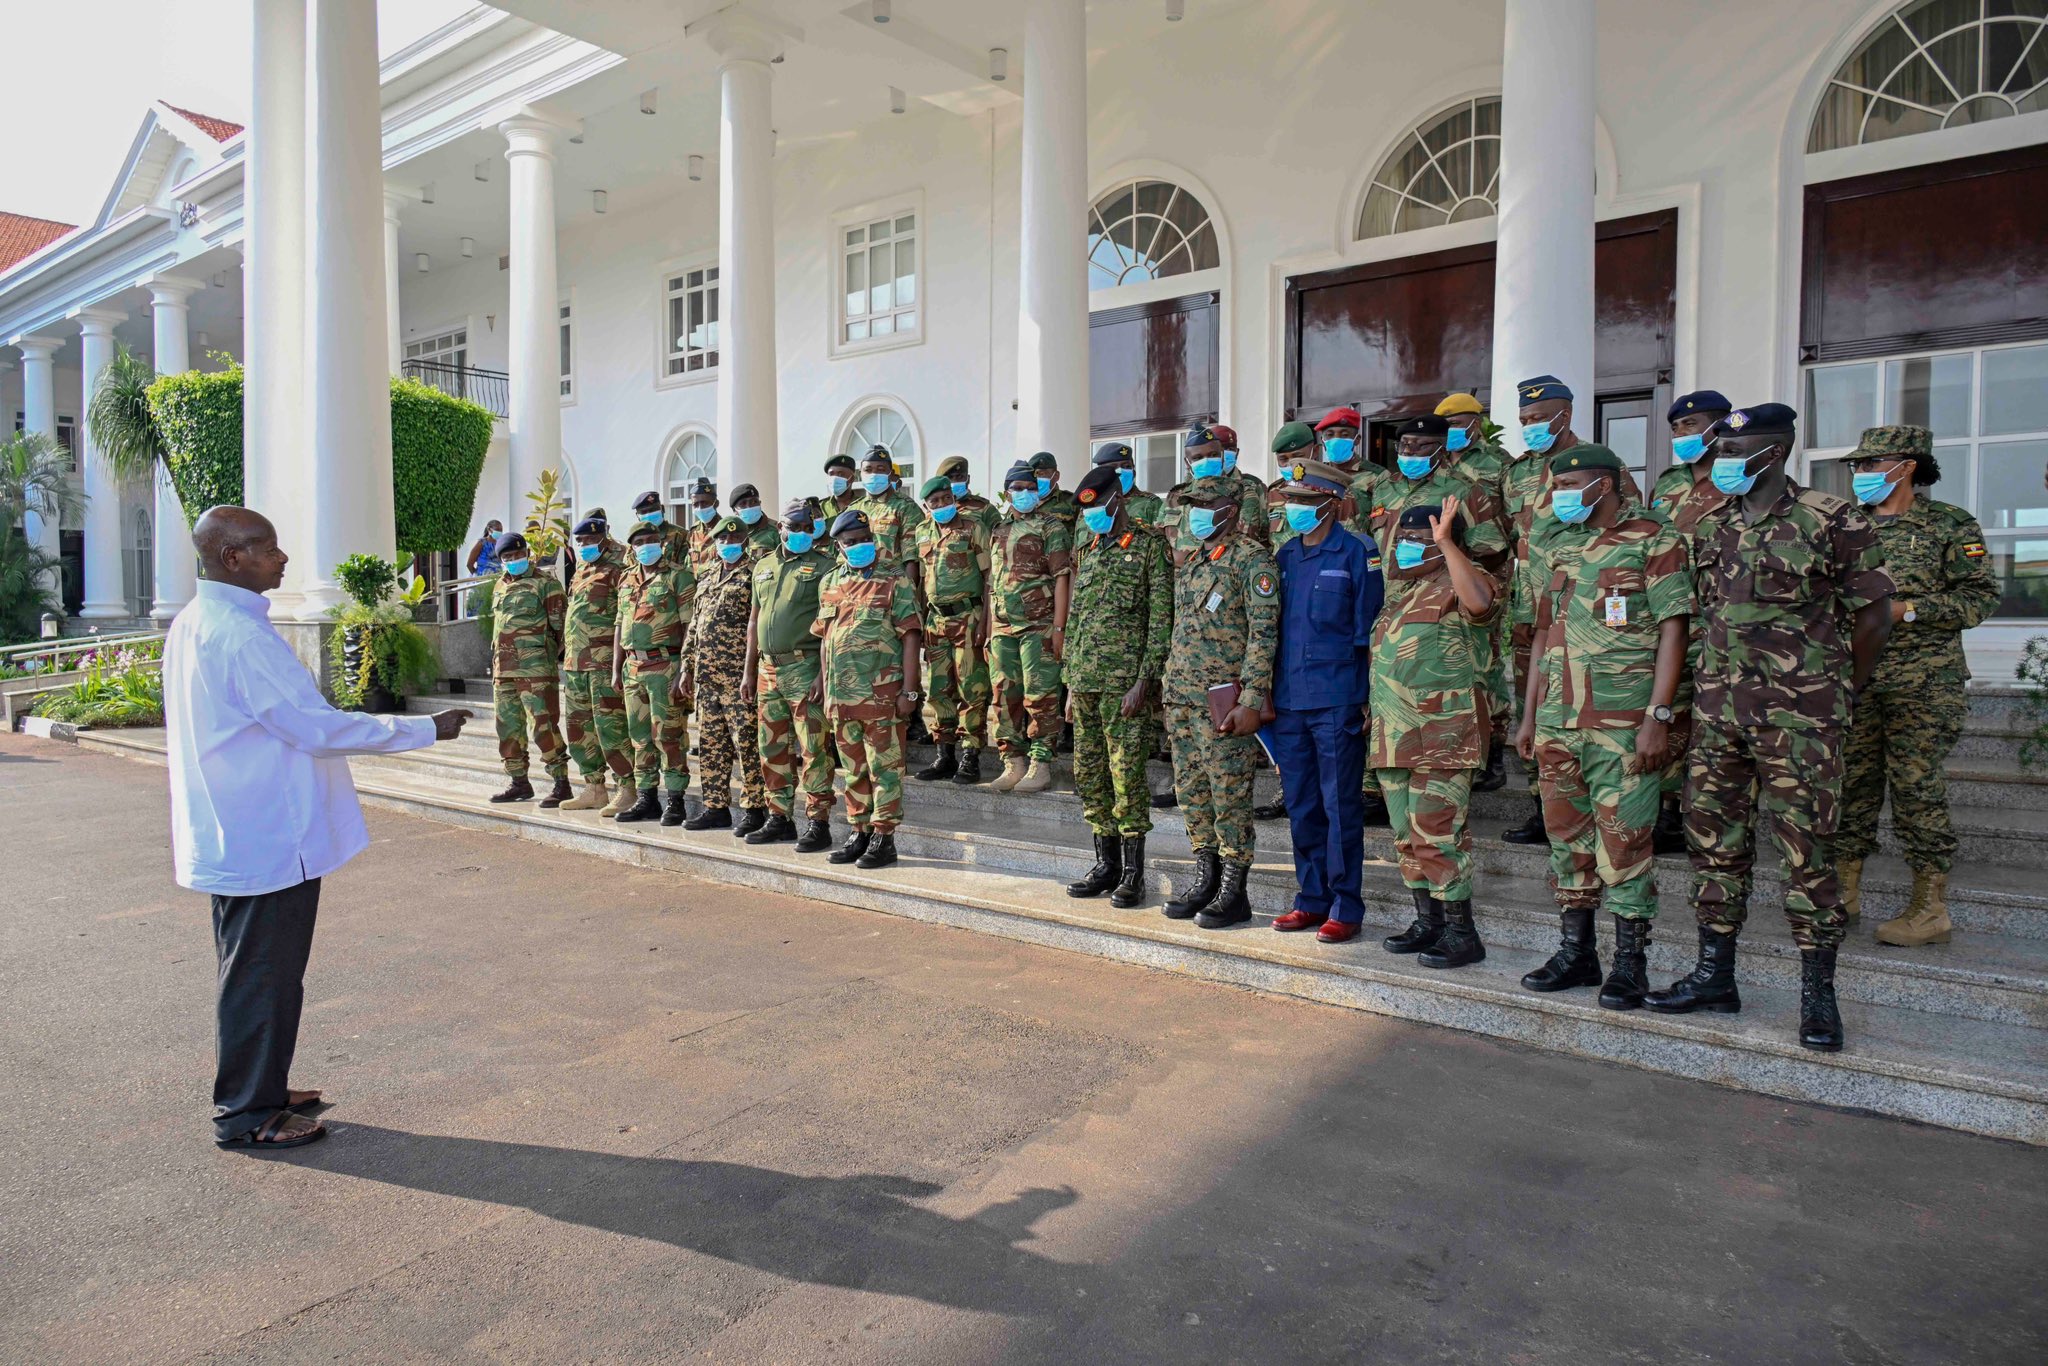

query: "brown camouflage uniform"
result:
(987, 509), (1073, 762)
(491, 569), (567, 781)
(683, 539), (764, 812)
(813, 559), (922, 833)
(912, 513), (993, 748)
(562, 540), (633, 785)
(752, 543), (838, 822)
(617, 553), (696, 792)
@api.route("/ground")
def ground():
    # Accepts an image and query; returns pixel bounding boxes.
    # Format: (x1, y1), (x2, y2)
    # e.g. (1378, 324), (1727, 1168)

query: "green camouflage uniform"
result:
(1689, 482), (1892, 950)
(742, 518), (781, 560)
(1125, 488), (1166, 528)
(1509, 450), (1645, 712)
(1036, 488), (1079, 529)
(1067, 518), (1174, 837)
(912, 514), (993, 748)
(1532, 509), (1694, 918)
(1836, 490), (1999, 873)
(562, 541), (633, 785)
(957, 492), (1004, 537)
(491, 569), (567, 781)
(1652, 469), (1731, 800)
(1648, 462), (1696, 516)
(1342, 465), (1386, 541)
(988, 509), (1073, 762)
(752, 544), (837, 822)
(1454, 438), (1514, 730)
(1165, 471), (1267, 558)
(813, 559), (922, 833)
(617, 554), (696, 793)
(849, 488), (928, 567)
(818, 488), (856, 528)
(683, 547), (763, 811)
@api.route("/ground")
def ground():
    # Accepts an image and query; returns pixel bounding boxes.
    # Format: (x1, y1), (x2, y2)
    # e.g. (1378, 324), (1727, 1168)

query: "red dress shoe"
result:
(1272, 909), (1328, 933)
(1316, 920), (1362, 944)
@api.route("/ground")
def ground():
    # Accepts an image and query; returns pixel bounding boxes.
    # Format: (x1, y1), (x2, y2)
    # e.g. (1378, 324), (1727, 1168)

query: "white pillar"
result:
(246, 0), (309, 616)
(497, 112), (571, 509)
(299, 0), (394, 618)
(1489, 0), (1597, 444)
(147, 277), (204, 621)
(383, 189), (406, 375)
(699, 12), (782, 504)
(1015, 0), (1090, 465)
(74, 308), (128, 620)
(15, 336), (64, 594)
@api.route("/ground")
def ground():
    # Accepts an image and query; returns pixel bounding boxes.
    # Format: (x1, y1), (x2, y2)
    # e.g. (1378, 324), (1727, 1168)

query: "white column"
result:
(383, 189), (406, 375)
(699, 13), (782, 504)
(74, 308), (128, 620)
(1489, 0), (1597, 442)
(246, 0), (309, 616)
(15, 336), (64, 594)
(299, 0), (394, 618)
(147, 278), (204, 620)
(497, 113), (571, 509)
(1015, 0), (1090, 465)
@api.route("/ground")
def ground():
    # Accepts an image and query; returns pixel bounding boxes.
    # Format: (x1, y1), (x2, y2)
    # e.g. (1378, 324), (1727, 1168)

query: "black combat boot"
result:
(1383, 887), (1445, 955)
(794, 818), (835, 853)
(1522, 907), (1603, 993)
(1599, 915), (1652, 1011)
(537, 776), (573, 808)
(1473, 739), (1508, 793)
(1798, 947), (1844, 1051)
(490, 776), (535, 804)
(660, 792), (689, 827)
(1163, 849), (1220, 920)
(1644, 927), (1742, 1014)
(1066, 834), (1122, 898)
(1150, 788), (1179, 809)
(684, 803), (732, 831)
(745, 812), (797, 845)
(1501, 797), (1548, 845)
(1252, 797), (1287, 821)
(828, 828), (872, 865)
(733, 806), (768, 839)
(1652, 799), (1686, 856)
(1360, 793), (1391, 827)
(856, 831), (898, 869)
(613, 788), (662, 823)
(1110, 836), (1146, 908)
(915, 743), (958, 782)
(951, 747), (982, 785)
(1419, 900), (1485, 968)
(1196, 862), (1253, 929)
(906, 716), (932, 747)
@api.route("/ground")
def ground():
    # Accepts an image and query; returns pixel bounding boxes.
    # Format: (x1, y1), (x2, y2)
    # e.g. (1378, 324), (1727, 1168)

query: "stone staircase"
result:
(70, 679), (2048, 1146)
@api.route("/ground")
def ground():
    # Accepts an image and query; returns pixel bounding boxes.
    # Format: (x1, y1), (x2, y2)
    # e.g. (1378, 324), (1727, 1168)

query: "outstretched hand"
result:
(432, 709), (473, 741)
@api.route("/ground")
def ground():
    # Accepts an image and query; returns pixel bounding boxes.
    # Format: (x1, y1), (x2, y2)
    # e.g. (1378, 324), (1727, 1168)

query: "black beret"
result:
(1092, 441), (1134, 466)
(1396, 503), (1466, 540)
(823, 453), (857, 474)
(1074, 464), (1123, 504)
(1399, 414), (1451, 439)
(828, 508), (871, 538)
(495, 532), (528, 555)
(571, 516), (607, 537)
(781, 499), (815, 525)
(1003, 460), (1037, 486)
(1516, 374), (1573, 404)
(1667, 389), (1732, 422)
(861, 444), (894, 464)
(729, 483), (760, 505)
(632, 489), (662, 512)
(1028, 451), (1059, 472)
(1716, 402), (1798, 438)
(1549, 442), (1626, 476)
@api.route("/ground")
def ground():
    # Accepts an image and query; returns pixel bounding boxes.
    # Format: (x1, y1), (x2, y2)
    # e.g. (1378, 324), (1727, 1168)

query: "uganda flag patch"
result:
(1964, 542), (1988, 558)
(1252, 570), (1277, 598)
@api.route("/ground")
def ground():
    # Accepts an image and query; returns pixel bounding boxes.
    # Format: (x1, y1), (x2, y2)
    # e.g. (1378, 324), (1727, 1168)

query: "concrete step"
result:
(70, 725), (2048, 1147)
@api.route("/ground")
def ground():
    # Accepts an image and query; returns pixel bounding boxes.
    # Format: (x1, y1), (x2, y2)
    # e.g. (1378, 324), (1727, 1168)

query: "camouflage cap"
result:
(1434, 392), (1485, 417)
(1272, 421), (1316, 455)
(1182, 475), (1230, 503)
(1848, 424), (1932, 461)
(918, 473), (952, 501)
(715, 515), (747, 538)
(1549, 442), (1625, 476)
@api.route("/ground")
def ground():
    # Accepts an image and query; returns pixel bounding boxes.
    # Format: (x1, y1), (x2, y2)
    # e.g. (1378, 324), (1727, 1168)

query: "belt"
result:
(629, 648), (675, 662)
(764, 647), (819, 666)
(929, 599), (976, 616)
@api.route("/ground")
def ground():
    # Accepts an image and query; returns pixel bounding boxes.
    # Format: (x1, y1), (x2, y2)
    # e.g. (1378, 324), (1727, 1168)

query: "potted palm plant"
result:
(0, 431), (83, 644)
(328, 554), (440, 712)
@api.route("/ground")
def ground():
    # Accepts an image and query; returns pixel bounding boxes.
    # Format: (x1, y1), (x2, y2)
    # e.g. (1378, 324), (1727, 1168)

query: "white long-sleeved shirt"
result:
(164, 579), (439, 895)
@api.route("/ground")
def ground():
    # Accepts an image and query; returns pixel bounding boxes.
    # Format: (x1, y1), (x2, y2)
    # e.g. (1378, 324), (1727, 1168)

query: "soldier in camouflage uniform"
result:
(610, 522), (697, 826)
(486, 532), (570, 806)
(1024, 451), (1079, 529)
(679, 516), (767, 836)
(682, 477), (723, 579)
(935, 455), (1003, 535)
(819, 454), (860, 526)
(813, 508), (925, 869)
(985, 461), (1073, 793)
(1167, 426), (1267, 553)
(1514, 446), (1693, 1010)
(743, 501), (839, 852)
(1090, 440), (1164, 529)
(849, 445), (928, 567)
(631, 488), (694, 571)
(730, 483), (781, 559)
(559, 515), (636, 814)
(1834, 425), (2001, 947)
(1645, 403), (1894, 1054)
(1062, 461), (1174, 907)
(910, 474), (993, 785)
(1159, 476), (1281, 931)
(1436, 392), (1514, 792)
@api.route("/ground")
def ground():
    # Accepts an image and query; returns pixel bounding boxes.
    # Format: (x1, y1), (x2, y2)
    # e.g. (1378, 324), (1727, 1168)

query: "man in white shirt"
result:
(167, 507), (471, 1150)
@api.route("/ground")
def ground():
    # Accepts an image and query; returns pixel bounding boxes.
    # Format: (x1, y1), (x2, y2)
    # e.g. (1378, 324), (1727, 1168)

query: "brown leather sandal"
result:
(217, 1109), (328, 1150)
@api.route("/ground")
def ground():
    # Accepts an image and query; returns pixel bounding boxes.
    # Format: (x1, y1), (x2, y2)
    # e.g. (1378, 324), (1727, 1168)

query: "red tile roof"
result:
(0, 212), (76, 273)
(162, 103), (244, 143)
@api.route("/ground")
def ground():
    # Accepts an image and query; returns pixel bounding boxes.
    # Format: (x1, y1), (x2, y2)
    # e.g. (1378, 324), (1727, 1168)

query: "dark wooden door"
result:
(1089, 291), (1220, 438)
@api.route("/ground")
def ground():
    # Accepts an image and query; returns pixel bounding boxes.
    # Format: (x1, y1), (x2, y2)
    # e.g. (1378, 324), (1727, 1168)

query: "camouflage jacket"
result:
(1692, 482), (1892, 730)
(563, 540), (628, 672)
(818, 490), (856, 527)
(1164, 532), (1280, 711)
(957, 493), (1003, 537)
(1125, 489), (1166, 529)
(1450, 439), (1510, 500)
(1534, 510), (1694, 730)
(742, 519), (781, 560)
(913, 515), (991, 638)
(1648, 463), (1696, 516)
(1366, 465), (1511, 571)
(1869, 496), (1999, 688)
(850, 489), (928, 565)
(686, 520), (722, 579)
(682, 552), (753, 681)
(1514, 449), (1645, 626)
(811, 562), (921, 718)
(989, 510), (1073, 635)
(1343, 465), (1386, 542)
(1368, 569), (1503, 770)
(491, 570), (565, 679)
(616, 558), (697, 657)
(1035, 489), (1080, 529)
(649, 519), (692, 566)
(1067, 521), (1174, 692)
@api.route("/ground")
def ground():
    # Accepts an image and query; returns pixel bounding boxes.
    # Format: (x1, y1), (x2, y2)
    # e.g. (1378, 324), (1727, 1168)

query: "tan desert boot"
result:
(559, 779), (609, 812)
(1837, 858), (1863, 924)
(600, 783), (638, 817)
(1014, 758), (1052, 793)
(987, 755), (1029, 793)
(1877, 869), (1952, 947)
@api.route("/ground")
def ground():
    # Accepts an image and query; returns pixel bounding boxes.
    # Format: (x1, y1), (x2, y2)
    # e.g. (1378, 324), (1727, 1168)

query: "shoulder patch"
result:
(1367, 555), (1382, 572)
(1963, 541), (1988, 558)
(1252, 569), (1277, 598)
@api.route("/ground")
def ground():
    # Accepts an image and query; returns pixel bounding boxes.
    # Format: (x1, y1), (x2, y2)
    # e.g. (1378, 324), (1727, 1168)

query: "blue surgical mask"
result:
(1187, 506), (1221, 540)
(717, 543), (744, 563)
(783, 530), (815, 554)
(1223, 450), (1239, 472)
(633, 543), (664, 566)
(1551, 488), (1594, 524)
(502, 558), (530, 576)
(1284, 502), (1323, 534)
(951, 480), (970, 498)
(693, 504), (718, 525)
(1711, 454), (1762, 496)
(738, 505), (764, 525)
(1036, 475), (1053, 495)
(930, 503), (959, 524)
(639, 509), (664, 526)
(1190, 456), (1224, 480)
(576, 543), (602, 564)
(1322, 437), (1355, 464)
(830, 474), (851, 497)
(1522, 415), (1561, 454)
(1117, 468), (1135, 494)
(842, 540), (878, 569)
(1393, 541), (1428, 570)
(1852, 469), (1902, 505)
(862, 471), (892, 496)
(1671, 433), (1707, 464)
(1397, 453), (1434, 481)
(1010, 488), (1041, 514)
(1446, 426), (1471, 453)
(1082, 505), (1115, 536)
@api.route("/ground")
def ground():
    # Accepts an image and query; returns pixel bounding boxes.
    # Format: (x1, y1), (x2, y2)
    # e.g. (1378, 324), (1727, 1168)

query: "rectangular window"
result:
(663, 265), (720, 380)
(13, 411), (77, 472)
(835, 200), (921, 353)
(558, 302), (574, 400)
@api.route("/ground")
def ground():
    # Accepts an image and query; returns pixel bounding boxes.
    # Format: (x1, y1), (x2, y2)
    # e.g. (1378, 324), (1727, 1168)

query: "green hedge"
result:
(148, 364), (244, 527)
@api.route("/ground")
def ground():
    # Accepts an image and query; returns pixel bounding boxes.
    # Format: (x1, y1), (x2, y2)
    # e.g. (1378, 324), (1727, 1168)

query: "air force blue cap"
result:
(827, 508), (871, 538)
(571, 516), (607, 537)
(1516, 374), (1573, 404)
(1668, 389), (1732, 422)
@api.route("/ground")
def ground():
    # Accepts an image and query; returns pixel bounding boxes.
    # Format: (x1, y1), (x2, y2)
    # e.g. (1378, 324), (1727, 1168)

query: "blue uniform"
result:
(1269, 524), (1383, 924)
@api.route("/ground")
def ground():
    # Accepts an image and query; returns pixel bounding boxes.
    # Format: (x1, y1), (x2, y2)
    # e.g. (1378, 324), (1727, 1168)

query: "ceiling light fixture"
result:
(415, 253), (430, 273)
(688, 154), (704, 182)
(871, 0), (890, 23)
(420, 181), (436, 205)
(890, 86), (906, 115)
(989, 48), (1008, 81)
(593, 189), (608, 213)
(1167, 0), (1184, 19)
(640, 89), (658, 116)
(474, 159), (490, 183)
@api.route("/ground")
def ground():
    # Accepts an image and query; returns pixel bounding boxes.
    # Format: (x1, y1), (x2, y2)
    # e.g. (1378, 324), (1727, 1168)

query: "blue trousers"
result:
(1269, 705), (1368, 923)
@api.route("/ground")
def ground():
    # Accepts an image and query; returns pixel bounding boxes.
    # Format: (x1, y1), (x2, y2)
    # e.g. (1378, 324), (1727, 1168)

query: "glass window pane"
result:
(872, 314), (894, 337)
(1983, 344), (2048, 434)
(895, 239), (915, 305)
(869, 243), (893, 313)
(845, 227), (864, 247)
(846, 320), (869, 342)
(869, 218), (892, 240)
(894, 214), (915, 234)
(897, 309), (916, 333)
(1884, 353), (1973, 436)
(1605, 413), (1649, 472)
(1806, 363), (1881, 449)
(845, 252), (866, 318)
(1977, 437), (2048, 532)
(560, 323), (571, 376)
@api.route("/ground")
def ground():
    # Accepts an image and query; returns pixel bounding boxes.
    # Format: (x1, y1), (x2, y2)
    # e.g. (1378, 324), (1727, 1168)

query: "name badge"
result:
(1204, 591), (1224, 613)
(1605, 593), (1628, 627)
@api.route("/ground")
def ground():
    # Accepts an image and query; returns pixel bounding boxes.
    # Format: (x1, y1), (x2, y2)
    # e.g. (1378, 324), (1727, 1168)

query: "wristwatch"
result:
(1902, 601), (1918, 624)
(1650, 704), (1675, 724)
(902, 689), (924, 703)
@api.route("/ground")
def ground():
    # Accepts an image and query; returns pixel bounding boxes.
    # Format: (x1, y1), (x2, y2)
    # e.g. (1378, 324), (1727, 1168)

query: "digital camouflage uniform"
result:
(1165, 471), (1267, 559)
(491, 569), (568, 782)
(1067, 519), (1174, 837)
(562, 540), (633, 785)
(1124, 488), (1166, 529)
(752, 543), (838, 822)
(813, 559), (922, 833)
(1163, 521), (1281, 865)
(1689, 482), (1891, 950)
(617, 553), (696, 793)
(849, 488), (928, 568)
(1836, 489), (1999, 874)
(1532, 509), (1694, 918)
(683, 541), (764, 812)
(912, 513), (993, 748)
(987, 509), (1073, 762)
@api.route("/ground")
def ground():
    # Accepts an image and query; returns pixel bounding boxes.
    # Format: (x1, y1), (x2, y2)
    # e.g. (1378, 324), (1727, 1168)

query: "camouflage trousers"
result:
(493, 677), (567, 781)
(622, 658), (689, 793)
(1165, 702), (1260, 864)
(561, 668), (632, 784)
(1379, 768), (1475, 901)
(1685, 719), (1846, 951)
(1836, 682), (1967, 874)
(1072, 689), (1152, 837)
(757, 651), (835, 821)
(988, 627), (1062, 761)
(695, 685), (764, 811)
(924, 617), (991, 747)
(1484, 610), (1513, 738)
(1534, 726), (1661, 918)
(830, 708), (906, 833)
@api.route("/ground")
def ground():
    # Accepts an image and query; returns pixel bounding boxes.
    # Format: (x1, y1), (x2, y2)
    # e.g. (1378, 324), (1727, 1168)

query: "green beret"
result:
(1549, 442), (1625, 476)
(1028, 450), (1059, 472)
(918, 473), (952, 501)
(1271, 421), (1316, 456)
(715, 515), (746, 537)
(935, 455), (970, 478)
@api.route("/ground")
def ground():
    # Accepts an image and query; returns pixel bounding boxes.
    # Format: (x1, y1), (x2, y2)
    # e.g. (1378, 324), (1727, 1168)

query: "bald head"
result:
(193, 506), (289, 594)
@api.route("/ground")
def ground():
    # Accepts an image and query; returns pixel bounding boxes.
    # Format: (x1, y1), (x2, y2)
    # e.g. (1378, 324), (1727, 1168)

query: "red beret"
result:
(1209, 423), (1238, 451)
(1314, 406), (1362, 431)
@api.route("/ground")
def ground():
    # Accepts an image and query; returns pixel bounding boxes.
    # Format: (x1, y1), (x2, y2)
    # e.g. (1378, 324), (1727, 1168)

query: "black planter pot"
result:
(340, 625), (405, 714)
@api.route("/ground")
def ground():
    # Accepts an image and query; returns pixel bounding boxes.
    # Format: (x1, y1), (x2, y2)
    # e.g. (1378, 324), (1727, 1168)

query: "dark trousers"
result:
(211, 877), (321, 1141)
(1269, 705), (1368, 923)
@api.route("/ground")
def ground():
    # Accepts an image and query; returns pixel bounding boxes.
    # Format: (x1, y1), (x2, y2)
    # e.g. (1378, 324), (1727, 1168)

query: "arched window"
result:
(1355, 96), (1502, 240)
(839, 403), (919, 483)
(1809, 1), (2048, 152)
(1088, 178), (1219, 289)
(125, 506), (154, 617)
(663, 431), (717, 520)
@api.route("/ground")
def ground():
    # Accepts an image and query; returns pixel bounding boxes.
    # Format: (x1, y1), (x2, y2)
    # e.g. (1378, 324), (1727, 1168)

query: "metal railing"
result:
(0, 630), (166, 668)
(401, 359), (510, 418)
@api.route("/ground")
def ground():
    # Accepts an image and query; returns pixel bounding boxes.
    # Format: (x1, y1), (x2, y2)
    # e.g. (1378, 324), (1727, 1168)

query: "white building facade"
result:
(4, 0), (2046, 669)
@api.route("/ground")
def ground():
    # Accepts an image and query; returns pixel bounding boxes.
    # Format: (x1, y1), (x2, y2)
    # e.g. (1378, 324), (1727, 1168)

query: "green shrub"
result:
(31, 649), (165, 728)
(334, 552), (399, 610)
(392, 377), (493, 555)
(148, 365), (244, 526)
(329, 602), (441, 707)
